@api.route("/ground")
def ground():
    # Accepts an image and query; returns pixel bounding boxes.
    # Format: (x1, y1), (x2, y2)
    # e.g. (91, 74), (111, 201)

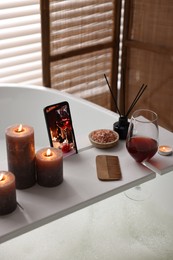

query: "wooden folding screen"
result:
(41, 0), (121, 111)
(121, 0), (173, 131)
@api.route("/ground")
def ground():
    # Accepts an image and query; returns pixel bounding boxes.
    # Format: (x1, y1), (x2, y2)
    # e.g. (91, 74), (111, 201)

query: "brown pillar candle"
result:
(0, 171), (17, 215)
(5, 124), (36, 189)
(36, 147), (63, 187)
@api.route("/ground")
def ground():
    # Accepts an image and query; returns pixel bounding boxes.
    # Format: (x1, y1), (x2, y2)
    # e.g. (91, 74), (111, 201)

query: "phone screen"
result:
(44, 101), (78, 158)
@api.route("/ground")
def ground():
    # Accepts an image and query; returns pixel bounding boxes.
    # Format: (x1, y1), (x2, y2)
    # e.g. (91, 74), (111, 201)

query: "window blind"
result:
(0, 0), (42, 86)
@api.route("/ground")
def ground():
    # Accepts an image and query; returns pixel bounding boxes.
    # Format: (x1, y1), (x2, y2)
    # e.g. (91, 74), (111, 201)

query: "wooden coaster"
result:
(96, 155), (122, 181)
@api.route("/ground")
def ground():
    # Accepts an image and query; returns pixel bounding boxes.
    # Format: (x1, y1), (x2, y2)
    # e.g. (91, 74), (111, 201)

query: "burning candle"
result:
(35, 147), (63, 187)
(5, 124), (36, 189)
(0, 171), (17, 215)
(158, 145), (173, 156)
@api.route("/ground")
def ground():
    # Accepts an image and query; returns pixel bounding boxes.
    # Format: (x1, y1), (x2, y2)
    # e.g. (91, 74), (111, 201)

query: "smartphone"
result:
(44, 101), (78, 158)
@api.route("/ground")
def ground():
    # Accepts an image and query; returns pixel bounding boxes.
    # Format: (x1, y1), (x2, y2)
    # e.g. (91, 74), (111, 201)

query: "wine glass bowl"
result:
(125, 109), (159, 201)
(126, 109), (159, 163)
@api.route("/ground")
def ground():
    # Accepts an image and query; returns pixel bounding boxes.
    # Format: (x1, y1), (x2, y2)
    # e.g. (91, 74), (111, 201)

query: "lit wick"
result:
(0, 173), (4, 181)
(158, 145), (173, 156)
(45, 149), (52, 157)
(15, 124), (24, 133)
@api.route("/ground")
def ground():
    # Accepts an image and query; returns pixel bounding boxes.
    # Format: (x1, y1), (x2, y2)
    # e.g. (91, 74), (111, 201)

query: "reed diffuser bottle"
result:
(104, 74), (147, 140)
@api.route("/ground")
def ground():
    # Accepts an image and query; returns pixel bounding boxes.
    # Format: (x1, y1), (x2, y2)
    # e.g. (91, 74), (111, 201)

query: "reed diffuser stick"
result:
(104, 74), (121, 116)
(125, 84), (147, 117)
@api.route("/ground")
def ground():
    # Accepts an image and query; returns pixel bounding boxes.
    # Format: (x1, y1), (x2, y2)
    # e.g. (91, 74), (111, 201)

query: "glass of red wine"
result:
(125, 109), (159, 200)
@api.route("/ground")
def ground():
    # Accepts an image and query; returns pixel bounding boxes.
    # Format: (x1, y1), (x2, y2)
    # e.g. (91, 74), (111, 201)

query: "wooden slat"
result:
(121, 0), (173, 131)
(124, 40), (173, 56)
(40, 0), (51, 88)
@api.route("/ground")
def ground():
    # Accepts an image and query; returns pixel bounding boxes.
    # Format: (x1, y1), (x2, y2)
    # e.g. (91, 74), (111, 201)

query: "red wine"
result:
(126, 136), (158, 162)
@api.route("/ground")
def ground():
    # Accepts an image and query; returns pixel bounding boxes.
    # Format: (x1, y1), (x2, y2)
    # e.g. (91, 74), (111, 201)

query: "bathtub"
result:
(0, 84), (173, 260)
(0, 83), (117, 150)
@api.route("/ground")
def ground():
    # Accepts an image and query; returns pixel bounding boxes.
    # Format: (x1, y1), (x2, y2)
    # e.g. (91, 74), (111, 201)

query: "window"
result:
(0, 0), (121, 112)
(41, 0), (121, 110)
(0, 1), (42, 86)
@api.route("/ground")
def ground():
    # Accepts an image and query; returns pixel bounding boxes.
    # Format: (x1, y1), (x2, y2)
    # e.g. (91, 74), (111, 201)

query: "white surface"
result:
(0, 84), (117, 150)
(0, 146), (155, 244)
(0, 84), (156, 244)
(144, 128), (173, 175)
(1, 173), (173, 260)
(0, 84), (173, 259)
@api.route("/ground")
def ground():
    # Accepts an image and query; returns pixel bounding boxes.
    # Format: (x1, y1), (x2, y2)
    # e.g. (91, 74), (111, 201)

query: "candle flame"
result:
(17, 124), (23, 132)
(46, 149), (52, 157)
(0, 173), (4, 181)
